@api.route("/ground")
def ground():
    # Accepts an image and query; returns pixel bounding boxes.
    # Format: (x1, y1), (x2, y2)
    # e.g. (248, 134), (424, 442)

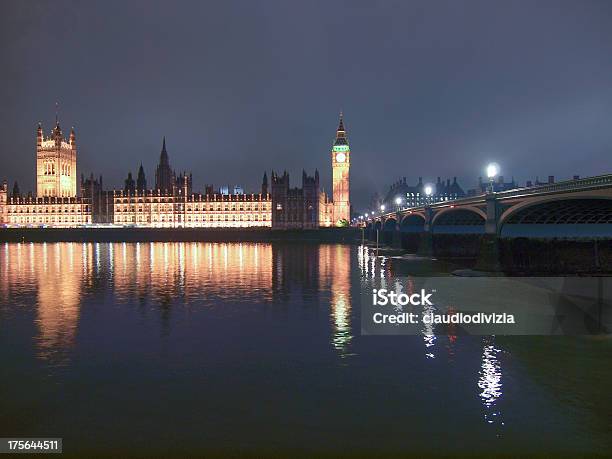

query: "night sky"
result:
(1, 0), (612, 210)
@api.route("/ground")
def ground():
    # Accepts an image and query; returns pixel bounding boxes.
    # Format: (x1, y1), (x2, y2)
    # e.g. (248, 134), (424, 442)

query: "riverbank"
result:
(0, 227), (361, 243)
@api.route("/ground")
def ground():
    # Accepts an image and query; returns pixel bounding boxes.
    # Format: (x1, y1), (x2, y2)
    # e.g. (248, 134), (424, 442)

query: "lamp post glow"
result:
(486, 162), (499, 193)
(424, 184), (433, 204)
(380, 204), (385, 212)
(394, 196), (402, 211)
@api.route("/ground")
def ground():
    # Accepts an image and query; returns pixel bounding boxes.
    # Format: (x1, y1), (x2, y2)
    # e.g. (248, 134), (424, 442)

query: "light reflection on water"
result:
(478, 338), (505, 429)
(0, 242), (354, 362)
(0, 242), (610, 455)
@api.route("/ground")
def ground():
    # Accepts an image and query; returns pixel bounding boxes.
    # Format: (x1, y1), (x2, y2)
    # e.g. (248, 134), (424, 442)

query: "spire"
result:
(12, 181), (20, 198)
(338, 111), (345, 132)
(333, 111), (348, 146)
(261, 171), (268, 195)
(160, 137), (169, 165)
(37, 122), (43, 147)
(70, 127), (76, 148)
(137, 163), (147, 192)
(124, 171), (135, 193)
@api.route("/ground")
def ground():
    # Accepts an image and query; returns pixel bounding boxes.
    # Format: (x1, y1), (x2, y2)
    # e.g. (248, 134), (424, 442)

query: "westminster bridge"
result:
(362, 174), (612, 272)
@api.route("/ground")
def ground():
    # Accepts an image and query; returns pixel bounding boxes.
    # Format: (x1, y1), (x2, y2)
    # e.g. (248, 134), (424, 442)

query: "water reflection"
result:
(323, 245), (352, 356)
(478, 337), (504, 429)
(0, 242), (353, 360)
(0, 243), (89, 364)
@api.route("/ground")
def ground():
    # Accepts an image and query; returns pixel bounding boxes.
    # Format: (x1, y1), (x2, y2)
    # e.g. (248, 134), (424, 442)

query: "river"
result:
(0, 242), (610, 457)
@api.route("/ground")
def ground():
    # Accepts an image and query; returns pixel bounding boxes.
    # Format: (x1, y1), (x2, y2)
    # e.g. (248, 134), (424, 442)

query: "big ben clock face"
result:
(335, 152), (346, 163)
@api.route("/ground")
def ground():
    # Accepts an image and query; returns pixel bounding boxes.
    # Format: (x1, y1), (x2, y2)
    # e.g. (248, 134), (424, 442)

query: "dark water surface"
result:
(1, 242), (611, 457)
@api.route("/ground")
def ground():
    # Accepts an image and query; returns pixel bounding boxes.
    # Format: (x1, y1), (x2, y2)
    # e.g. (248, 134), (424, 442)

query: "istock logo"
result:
(372, 288), (434, 306)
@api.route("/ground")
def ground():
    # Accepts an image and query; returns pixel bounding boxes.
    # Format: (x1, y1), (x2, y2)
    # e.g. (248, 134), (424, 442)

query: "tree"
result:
(336, 218), (349, 227)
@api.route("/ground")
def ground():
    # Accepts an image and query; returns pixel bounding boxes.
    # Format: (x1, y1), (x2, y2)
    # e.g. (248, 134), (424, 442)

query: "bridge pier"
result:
(391, 214), (403, 249)
(475, 193), (502, 271)
(415, 207), (434, 257)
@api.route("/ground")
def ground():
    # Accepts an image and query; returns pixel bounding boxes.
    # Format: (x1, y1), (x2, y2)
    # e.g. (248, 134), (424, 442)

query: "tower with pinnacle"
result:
(36, 117), (77, 197)
(155, 137), (175, 192)
(331, 112), (351, 224)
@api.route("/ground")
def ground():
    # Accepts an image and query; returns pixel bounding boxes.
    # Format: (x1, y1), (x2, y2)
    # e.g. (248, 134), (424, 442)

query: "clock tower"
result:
(332, 113), (350, 225)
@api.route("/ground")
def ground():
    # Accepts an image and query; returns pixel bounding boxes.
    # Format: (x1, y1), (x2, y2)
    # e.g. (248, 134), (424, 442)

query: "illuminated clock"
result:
(335, 152), (346, 163)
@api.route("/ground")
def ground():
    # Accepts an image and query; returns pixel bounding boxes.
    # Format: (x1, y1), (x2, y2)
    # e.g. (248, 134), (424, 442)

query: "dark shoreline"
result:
(0, 227), (361, 243)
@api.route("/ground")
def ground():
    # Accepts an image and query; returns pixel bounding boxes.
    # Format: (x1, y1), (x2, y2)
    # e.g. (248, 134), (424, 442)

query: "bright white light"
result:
(365, 212), (369, 216)
(486, 163), (499, 179)
(424, 185), (433, 196)
(380, 204), (385, 211)
(395, 197), (402, 205)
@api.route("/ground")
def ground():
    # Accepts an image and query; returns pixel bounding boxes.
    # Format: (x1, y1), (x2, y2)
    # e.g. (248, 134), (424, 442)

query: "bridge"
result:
(362, 174), (612, 271)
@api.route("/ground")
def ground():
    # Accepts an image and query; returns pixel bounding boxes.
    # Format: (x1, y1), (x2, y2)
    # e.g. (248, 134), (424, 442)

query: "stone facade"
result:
(113, 185), (271, 228)
(1, 193), (90, 227)
(81, 174), (114, 224)
(270, 170), (320, 229)
(1, 120), (91, 227)
(2, 113), (352, 230)
(36, 121), (77, 198)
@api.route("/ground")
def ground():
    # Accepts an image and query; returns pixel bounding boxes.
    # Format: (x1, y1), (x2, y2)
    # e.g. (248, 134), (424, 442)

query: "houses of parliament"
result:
(0, 114), (352, 229)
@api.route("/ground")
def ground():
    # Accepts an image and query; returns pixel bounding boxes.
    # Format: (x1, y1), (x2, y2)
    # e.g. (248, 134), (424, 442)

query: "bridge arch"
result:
(431, 207), (485, 234)
(400, 213), (425, 232)
(381, 217), (397, 245)
(500, 197), (612, 238)
(383, 217), (397, 231)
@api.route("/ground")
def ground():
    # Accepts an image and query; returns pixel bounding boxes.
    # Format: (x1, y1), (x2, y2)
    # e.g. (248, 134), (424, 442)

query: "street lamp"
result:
(380, 204), (386, 212)
(486, 162), (499, 193)
(424, 184), (433, 204)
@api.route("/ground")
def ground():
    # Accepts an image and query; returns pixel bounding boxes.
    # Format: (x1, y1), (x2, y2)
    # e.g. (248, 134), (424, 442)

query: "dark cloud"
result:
(1, 0), (611, 210)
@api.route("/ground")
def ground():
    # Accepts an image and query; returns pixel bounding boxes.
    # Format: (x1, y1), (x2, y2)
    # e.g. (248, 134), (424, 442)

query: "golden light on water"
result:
(319, 245), (353, 356)
(0, 242), (353, 360)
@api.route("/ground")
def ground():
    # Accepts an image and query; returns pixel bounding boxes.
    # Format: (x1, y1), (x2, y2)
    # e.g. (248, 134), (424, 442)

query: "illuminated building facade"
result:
(383, 176), (466, 209)
(0, 186), (91, 226)
(1, 113), (352, 229)
(113, 141), (271, 227)
(0, 120), (91, 227)
(269, 113), (351, 228)
(113, 175), (271, 227)
(37, 121), (77, 197)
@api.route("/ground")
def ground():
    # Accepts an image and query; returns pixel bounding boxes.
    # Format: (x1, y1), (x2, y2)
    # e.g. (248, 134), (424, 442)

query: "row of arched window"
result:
(42, 161), (72, 176)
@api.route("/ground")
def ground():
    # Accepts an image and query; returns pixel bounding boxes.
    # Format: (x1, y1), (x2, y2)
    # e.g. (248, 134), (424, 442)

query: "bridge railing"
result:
(495, 174), (612, 198)
(367, 173), (612, 222)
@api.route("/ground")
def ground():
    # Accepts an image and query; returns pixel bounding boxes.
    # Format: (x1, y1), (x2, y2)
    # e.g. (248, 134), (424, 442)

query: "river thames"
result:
(0, 242), (610, 457)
